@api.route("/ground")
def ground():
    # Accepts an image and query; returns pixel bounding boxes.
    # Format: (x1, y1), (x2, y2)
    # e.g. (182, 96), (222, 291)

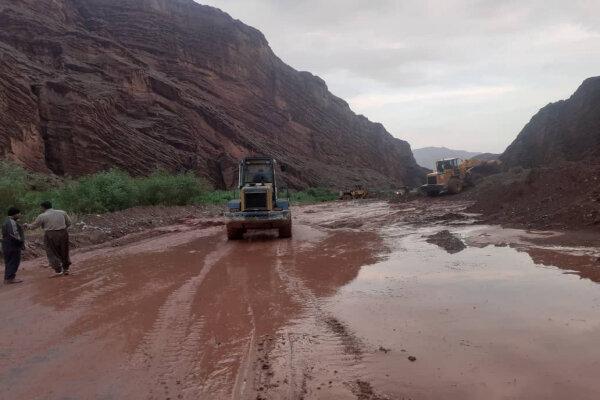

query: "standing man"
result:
(2, 207), (25, 284)
(28, 201), (72, 276)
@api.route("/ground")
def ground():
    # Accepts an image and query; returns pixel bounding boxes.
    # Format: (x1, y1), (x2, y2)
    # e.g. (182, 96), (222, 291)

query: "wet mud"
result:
(425, 229), (466, 253)
(1, 201), (600, 399)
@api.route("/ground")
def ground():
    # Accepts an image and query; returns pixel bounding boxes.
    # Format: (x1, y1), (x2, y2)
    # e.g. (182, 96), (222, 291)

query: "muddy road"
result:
(2, 201), (600, 400)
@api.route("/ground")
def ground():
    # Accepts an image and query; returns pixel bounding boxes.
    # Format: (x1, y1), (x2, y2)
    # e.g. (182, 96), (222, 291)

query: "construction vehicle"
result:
(225, 157), (292, 240)
(421, 158), (481, 196)
(339, 185), (369, 200)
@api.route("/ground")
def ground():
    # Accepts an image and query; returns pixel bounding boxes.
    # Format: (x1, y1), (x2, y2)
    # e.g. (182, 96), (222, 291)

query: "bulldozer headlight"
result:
(227, 200), (241, 212)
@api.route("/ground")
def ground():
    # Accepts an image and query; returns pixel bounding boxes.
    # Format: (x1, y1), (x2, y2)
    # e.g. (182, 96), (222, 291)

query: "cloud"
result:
(198, 0), (600, 153)
(534, 23), (600, 45)
(350, 85), (516, 109)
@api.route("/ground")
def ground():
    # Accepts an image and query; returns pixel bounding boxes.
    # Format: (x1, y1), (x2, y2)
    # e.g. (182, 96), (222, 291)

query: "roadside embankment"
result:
(463, 162), (600, 232)
(20, 205), (225, 261)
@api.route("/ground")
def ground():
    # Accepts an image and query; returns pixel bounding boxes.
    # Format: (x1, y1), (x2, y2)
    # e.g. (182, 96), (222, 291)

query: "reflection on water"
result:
(526, 247), (600, 283)
(327, 225), (600, 400)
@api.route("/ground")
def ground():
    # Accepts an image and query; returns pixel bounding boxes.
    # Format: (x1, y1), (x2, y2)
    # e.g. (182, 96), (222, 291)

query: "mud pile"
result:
(466, 162), (600, 231)
(426, 230), (466, 253)
(0, 0), (422, 189)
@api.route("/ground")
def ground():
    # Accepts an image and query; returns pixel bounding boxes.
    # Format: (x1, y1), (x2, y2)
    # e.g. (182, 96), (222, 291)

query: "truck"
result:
(225, 157), (292, 240)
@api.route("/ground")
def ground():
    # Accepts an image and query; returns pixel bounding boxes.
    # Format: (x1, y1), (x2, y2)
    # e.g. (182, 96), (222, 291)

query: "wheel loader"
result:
(225, 157), (292, 240)
(421, 158), (480, 196)
(339, 185), (369, 200)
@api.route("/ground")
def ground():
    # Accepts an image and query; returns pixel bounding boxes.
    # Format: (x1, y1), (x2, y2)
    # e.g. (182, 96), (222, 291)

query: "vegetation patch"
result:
(0, 161), (336, 217)
(0, 162), (233, 217)
(289, 187), (338, 204)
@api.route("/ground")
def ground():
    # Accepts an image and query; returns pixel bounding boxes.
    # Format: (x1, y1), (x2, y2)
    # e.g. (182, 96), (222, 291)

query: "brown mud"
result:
(463, 162), (600, 232)
(425, 230), (466, 254)
(1, 200), (600, 399)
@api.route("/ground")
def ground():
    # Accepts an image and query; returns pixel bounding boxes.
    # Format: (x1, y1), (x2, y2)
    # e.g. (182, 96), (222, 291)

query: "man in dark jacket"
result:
(2, 207), (25, 284)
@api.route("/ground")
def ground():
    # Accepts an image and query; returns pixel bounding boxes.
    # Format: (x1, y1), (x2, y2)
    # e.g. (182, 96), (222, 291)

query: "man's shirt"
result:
(30, 209), (71, 231)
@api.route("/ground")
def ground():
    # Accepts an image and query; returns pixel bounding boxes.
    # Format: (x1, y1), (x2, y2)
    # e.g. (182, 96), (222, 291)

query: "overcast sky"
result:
(198, 0), (600, 153)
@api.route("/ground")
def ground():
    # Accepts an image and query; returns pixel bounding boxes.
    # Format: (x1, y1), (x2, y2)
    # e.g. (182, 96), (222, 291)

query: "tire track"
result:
(230, 304), (257, 400)
(239, 231), (370, 399)
(129, 240), (230, 399)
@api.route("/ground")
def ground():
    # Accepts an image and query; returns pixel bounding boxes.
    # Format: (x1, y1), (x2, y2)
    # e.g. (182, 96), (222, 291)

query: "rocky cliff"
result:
(0, 0), (423, 189)
(502, 77), (600, 168)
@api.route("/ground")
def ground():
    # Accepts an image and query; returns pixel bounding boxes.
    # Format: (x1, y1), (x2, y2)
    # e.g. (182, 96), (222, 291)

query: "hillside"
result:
(501, 76), (600, 167)
(412, 146), (481, 170)
(468, 77), (600, 231)
(0, 0), (423, 189)
(472, 153), (500, 161)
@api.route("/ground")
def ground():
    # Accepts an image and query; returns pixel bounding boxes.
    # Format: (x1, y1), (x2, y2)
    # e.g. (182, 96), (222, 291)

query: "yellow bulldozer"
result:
(225, 157), (292, 240)
(421, 158), (481, 196)
(339, 185), (369, 200)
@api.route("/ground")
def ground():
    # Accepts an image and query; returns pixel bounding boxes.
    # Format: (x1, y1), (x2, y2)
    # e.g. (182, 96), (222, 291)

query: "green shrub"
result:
(52, 170), (209, 213)
(0, 161), (28, 215)
(290, 187), (338, 203)
(135, 170), (205, 207)
(54, 169), (137, 214)
(195, 190), (236, 205)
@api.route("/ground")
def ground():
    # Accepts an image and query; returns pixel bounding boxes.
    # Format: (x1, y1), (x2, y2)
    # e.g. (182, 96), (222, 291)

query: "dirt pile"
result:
(0, 0), (423, 189)
(426, 229), (466, 253)
(466, 162), (600, 231)
(465, 160), (502, 185)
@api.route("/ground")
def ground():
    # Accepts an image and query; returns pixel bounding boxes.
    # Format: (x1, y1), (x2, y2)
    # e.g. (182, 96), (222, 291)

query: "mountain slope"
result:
(0, 0), (423, 189)
(468, 77), (600, 231)
(412, 146), (481, 170)
(501, 77), (600, 168)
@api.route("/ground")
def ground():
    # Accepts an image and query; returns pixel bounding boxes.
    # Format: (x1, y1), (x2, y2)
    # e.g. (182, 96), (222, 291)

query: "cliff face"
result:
(0, 0), (423, 189)
(501, 77), (600, 168)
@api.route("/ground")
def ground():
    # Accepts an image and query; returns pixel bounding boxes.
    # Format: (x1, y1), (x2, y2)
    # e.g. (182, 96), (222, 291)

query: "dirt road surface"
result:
(2, 201), (600, 400)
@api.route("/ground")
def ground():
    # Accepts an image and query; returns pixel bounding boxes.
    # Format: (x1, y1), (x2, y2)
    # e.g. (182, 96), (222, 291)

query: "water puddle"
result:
(324, 224), (600, 399)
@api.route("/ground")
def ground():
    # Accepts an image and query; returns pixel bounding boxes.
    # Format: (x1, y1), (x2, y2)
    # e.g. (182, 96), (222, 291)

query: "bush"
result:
(54, 170), (209, 213)
(136, 170), (205, 207)
(0, 161), (28, 216)
(290, 187), (338, 203)
(0, 162), (215, 216)
(195, 190), (236, 205)
(54, 169), (137, 214)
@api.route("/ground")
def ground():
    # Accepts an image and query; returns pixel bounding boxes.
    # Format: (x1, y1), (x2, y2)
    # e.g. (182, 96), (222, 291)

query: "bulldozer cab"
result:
(237, 157), (280, 208)
(436, 158), (461, 173)
(241, 159), (275, 186)
(239, 157), (277, 190)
